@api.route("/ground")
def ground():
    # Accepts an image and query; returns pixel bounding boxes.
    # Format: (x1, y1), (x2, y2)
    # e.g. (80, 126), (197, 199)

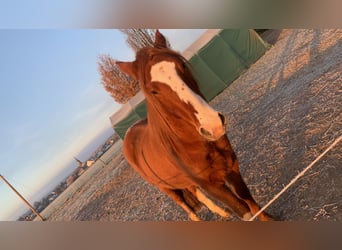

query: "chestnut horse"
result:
(117, 30), (272, 221)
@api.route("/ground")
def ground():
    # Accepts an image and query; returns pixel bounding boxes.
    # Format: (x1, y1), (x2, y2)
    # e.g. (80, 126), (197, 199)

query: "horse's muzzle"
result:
(199, 113), (226, 141)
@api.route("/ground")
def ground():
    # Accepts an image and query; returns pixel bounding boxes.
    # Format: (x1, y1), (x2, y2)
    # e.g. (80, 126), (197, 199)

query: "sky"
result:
(0, 28), (206, 220)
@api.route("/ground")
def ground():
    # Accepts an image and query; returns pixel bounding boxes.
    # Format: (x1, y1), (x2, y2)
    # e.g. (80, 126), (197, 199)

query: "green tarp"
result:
(113, 101), (147, 139)
(189, 29), (269, 101)
(112, 29), (269, 139)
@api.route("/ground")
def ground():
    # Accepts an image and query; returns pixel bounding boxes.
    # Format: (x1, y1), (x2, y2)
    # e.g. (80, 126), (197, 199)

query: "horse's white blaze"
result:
(150, 61), (224, 136)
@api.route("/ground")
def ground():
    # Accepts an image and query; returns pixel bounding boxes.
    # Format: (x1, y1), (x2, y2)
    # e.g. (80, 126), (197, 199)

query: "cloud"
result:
(69, 84), (119, 126)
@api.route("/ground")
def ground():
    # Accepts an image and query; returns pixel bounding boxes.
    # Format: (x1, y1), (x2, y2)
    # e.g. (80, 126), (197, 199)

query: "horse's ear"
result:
(154, 29), (167, 48)
(116, 61), (138, 79)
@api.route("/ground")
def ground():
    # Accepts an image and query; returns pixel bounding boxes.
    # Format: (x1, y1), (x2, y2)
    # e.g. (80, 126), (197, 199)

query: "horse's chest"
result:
(137, 151), (194, 188)
(145, 146), (226, 184)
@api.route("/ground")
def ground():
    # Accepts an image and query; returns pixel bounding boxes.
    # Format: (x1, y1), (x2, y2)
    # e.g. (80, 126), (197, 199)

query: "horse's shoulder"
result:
(125, 119), (147, 138)
(123, 119), (147, 162)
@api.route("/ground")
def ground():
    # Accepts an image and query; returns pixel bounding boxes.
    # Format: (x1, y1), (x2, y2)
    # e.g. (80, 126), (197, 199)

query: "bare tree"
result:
(98, 29), (170, 104)
(120, 29), (171, 52)
(120, 29), (156, 52)
(98, 54), (139, 104)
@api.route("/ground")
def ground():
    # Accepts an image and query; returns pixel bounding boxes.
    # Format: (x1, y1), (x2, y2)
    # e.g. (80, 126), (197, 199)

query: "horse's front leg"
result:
(160, 187), (201, 221)
(193, 187), (231, 218)
(224, 171), (274, 221)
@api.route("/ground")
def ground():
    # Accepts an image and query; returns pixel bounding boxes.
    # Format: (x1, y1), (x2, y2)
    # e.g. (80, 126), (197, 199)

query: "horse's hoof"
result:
(259, 213), (276, 221)
(242, 212), (253, 221)
(189, 213), (201, 221)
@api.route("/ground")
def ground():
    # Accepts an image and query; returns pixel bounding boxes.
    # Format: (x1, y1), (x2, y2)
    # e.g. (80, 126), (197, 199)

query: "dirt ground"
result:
(48, 29), (341, 221)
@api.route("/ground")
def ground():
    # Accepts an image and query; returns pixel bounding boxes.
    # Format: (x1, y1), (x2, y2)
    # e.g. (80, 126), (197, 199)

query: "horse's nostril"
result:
(200, 127), (212, 137)
(218, 113), (226, 126)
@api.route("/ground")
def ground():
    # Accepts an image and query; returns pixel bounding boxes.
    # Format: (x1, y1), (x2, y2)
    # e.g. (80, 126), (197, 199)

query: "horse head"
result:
(116, 30), (226, 141)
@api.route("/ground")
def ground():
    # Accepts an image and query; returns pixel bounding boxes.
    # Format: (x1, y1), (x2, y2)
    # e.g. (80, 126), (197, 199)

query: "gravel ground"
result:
(48, 29), (341, 221)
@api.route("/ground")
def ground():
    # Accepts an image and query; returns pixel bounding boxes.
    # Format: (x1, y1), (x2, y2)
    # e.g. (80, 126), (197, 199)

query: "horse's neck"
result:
(145, 107), (205, 149)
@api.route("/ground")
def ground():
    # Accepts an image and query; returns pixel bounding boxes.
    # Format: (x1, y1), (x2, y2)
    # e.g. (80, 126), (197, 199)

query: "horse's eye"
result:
(151, 90), (158, 95)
